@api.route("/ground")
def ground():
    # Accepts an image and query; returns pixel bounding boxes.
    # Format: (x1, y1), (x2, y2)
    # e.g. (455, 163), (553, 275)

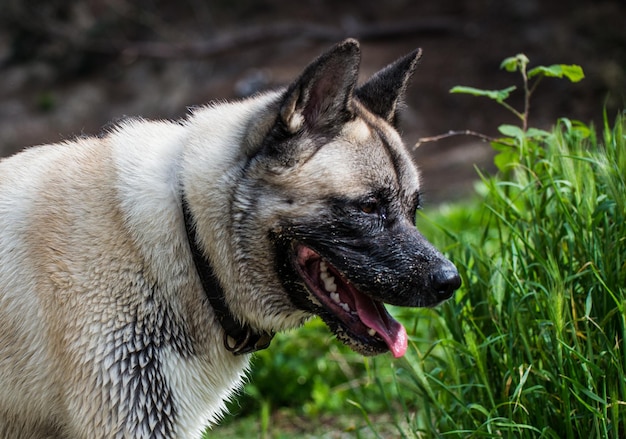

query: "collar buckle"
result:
(224, 329), (274, 355)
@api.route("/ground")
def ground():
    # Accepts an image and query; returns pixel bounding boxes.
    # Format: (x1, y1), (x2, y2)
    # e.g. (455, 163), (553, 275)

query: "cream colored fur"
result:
(0, 39), (446, 438)
(0, 92), (287, 438)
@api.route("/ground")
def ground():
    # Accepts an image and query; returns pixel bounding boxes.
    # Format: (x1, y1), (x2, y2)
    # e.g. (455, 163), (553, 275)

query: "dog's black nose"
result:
(431, 265), (461, 299)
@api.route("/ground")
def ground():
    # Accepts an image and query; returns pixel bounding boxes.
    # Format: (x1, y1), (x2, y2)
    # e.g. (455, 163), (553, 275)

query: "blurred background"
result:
(0, 0), (624, 202)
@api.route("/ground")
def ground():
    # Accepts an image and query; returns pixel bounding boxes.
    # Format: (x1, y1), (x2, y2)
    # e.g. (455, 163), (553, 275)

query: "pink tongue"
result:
(353, 292), (408, 358)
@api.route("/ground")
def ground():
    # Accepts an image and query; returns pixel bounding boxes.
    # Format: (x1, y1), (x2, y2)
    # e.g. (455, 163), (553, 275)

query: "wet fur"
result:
(0, 40), (458, 438)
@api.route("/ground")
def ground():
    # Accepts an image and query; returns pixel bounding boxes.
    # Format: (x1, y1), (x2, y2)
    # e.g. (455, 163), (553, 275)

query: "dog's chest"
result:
(160, 347), (250, 435)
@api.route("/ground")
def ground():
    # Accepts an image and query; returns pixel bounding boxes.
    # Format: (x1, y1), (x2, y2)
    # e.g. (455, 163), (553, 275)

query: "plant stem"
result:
(414, 129), (514, 149)
(521, 63), (530, 132)
(500, 101), (525, 122)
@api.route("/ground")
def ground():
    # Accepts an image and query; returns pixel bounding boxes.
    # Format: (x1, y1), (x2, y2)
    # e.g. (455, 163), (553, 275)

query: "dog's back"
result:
(0, 119), (251, 437)
(0, 140), (116, 437)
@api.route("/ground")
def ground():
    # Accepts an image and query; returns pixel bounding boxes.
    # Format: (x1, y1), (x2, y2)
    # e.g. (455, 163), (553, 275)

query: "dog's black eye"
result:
(358, 197), (387, 222)
(360, 199), (378, 214)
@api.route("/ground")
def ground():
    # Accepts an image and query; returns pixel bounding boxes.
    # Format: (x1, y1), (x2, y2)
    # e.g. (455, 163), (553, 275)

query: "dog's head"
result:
(229, 39), (460, 358)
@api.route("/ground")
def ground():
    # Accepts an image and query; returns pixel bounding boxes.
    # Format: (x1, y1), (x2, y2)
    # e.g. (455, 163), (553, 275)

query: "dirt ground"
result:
(1, 0), (624, 203)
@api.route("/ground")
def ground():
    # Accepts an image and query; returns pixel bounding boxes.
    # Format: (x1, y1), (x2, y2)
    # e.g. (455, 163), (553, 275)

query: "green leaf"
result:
(528, 64), (585, 82)
(492, 126), (522, 172)
(500, 54), (529, 72)
(525, 127), (552, 139)
(450, 85), (516, 103)
(491, 139), (514, 152)
(498, 124), (525, 138)
(585, 291), (593, 318)
(572, 121), (592, 138)
(494, 150), (518, 173)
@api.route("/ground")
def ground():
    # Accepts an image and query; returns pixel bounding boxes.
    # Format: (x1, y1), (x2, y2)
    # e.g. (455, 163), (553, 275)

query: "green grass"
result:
(382, 112), (626, 438)
(206, 319), (403, 438)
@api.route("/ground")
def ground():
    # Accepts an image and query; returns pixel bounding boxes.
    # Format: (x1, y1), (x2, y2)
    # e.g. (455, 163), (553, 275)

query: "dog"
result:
(0, 39), (460, 438)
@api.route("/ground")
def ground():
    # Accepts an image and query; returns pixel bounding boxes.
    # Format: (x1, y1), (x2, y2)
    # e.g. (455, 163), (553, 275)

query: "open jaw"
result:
(293, 244), (408, 358)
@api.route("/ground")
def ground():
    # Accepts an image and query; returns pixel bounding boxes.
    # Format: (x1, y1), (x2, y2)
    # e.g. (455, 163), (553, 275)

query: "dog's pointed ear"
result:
(280, 39), (361, 133)
(355, 48), (422, 126)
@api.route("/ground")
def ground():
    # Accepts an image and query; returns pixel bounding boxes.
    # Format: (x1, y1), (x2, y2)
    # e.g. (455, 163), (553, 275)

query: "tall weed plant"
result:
(387, 56), (625, 438)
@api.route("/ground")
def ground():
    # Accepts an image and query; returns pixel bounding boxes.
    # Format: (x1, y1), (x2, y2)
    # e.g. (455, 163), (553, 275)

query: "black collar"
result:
(181, 195), (274, 355)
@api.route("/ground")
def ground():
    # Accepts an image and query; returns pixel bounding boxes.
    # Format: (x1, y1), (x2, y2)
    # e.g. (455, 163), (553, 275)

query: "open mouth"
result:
(293, 244), (407, 358)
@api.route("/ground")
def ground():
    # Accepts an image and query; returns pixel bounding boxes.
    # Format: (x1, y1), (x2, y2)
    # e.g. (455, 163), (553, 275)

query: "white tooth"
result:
(320, 268), (337, 293)
(324, 277), (337, 293)
(330, 292), (341, 304)
(340, 303), (351, 313)
(320, 261), (328, 273)
(367, 328), (376, 337)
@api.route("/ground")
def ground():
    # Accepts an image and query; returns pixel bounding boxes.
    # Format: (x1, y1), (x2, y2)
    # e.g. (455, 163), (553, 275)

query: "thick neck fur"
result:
(179, 92), (309, 335)
(107, 93), (284, 434)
